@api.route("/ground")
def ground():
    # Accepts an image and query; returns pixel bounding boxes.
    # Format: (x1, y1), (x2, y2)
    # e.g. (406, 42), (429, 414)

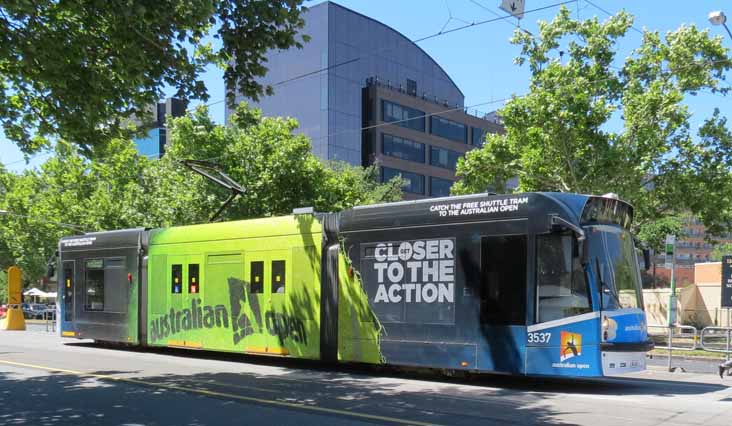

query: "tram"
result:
(55, 192), (652, 377)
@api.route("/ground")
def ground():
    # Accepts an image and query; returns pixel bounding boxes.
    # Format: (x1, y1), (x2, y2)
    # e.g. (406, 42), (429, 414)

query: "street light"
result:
(0, 209), (87, 233)
(709, 10), (732, 41)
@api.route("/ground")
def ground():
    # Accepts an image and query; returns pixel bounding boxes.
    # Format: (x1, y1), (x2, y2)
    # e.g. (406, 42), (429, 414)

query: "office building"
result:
(133, 98), (187, 159)
(228, 1), (502, 198)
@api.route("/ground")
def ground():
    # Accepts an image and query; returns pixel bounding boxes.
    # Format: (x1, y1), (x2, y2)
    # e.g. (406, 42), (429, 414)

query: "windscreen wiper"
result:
(595, 257), (622, 309)
(180, 160), (246, 223)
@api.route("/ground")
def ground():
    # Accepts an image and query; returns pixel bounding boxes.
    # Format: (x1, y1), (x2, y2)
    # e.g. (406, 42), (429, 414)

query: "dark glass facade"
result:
(430, 146), (461, 170)
(232, 2), (464, 166)
(430, 116), (467, 143)
(382, 167), (425, 194)
(228, 2), (502, 199)
(430, 176), (453, 197)
(382, 134), (425, 163)
(132, 98), (186, 159)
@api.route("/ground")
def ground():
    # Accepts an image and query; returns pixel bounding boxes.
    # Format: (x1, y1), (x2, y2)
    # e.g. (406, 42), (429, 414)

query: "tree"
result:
(710, 243), (732, 262)
(453, 7), (732, 249)
(0, 139), (155, 279)
(0, 103), (403, 282)
(0, 0), (308, 155)
(150, 103), (404, 223)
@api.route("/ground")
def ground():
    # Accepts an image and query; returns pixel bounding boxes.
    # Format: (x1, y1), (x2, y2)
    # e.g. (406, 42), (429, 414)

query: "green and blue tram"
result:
(56, 192), (652, 377)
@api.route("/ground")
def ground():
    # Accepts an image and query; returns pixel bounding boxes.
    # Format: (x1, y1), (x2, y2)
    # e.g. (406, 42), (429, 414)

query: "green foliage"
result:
(0, 139), (155, 278)
(0, 103), (402, 282)
(152, 103), (404, 222)
(0, 271), (6, 305)
(710, 243), (732, 262)
(0, 0), (307, 154)
(454, 7), (732, 250)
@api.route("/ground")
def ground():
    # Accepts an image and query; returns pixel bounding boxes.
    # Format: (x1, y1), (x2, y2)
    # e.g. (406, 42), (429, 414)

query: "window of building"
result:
(271, 260), (286, 293)
(536, 234), (591, 323)
(430, 116), (467, 143)
(471, 127), (486, 147)
(480, 235), (527, 325)
(382, 100), (425, 132)
(382, 134), (425, 163)
(188, 264), (200, 294)
(430, 147), (462, 170)
(171, 264), (182, 294)
(382, 167), (425, 194)
(407, 79), (417, 96)
(430, 177), (454, 197)
(250, 261), (264, 294)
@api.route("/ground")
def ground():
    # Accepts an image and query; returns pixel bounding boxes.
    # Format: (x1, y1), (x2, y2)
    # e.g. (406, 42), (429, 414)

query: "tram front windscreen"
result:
(587, 225), (642, 310)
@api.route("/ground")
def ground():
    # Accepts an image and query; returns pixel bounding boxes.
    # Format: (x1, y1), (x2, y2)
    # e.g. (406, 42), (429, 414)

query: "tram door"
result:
(60, 260), (76, 333)
(245, 250), (290, 355)
(184, 254), (203, 347)
(266, 250), (290, 354)
(168, 255), (186, 345)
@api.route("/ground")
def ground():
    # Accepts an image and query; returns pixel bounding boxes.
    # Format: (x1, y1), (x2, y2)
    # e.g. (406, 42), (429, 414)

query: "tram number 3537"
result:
(527, 332), (552, 344)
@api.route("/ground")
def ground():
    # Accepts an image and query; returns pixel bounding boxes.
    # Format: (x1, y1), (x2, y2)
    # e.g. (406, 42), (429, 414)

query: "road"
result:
(1, 329), (732, 426)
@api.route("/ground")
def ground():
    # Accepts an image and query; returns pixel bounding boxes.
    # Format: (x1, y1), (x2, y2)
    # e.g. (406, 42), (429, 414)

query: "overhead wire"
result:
(5, 0), (731, 168)
(1, 0), (575, 169)
(186, 54), (732, 166)
(584, 0), (643, 35)
(197, 0), (577, 111)
(467, 0), (533, 35)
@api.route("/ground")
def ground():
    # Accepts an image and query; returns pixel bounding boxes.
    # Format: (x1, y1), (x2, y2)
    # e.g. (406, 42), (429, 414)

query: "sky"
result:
(2, 0), (732, 172)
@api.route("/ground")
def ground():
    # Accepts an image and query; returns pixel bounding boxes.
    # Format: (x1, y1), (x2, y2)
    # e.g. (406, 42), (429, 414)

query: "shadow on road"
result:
(1, 353), (582, 426)
(63, 340), (730, 394)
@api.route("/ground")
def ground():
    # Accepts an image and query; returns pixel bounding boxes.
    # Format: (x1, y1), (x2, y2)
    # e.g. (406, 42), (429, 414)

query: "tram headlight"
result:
(602, 316), (610, 341)
(601, 316), (618, 341)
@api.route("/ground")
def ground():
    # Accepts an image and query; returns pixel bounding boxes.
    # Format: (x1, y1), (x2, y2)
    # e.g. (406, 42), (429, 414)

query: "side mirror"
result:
(643, 249), (651, 271)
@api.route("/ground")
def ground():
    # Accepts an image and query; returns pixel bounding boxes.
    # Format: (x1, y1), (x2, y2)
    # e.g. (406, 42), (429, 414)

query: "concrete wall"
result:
(643, 262), (731, 328)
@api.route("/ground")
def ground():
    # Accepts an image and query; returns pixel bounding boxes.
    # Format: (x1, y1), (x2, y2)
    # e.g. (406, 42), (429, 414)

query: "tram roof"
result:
(58, 228), (145, 252)
(147, 214), (323, 246)
(339, 192), (632, 232)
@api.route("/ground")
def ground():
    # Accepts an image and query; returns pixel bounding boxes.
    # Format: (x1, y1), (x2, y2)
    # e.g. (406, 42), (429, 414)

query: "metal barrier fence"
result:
(43, 310), (56, 333)
(648, 324), (698, 372)
(700, 327), (732, 362)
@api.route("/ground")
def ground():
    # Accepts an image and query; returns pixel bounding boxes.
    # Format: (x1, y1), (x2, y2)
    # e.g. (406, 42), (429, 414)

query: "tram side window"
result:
(250, 261), (264, 294)
(271, 260), (286, 293)
(84, 257), (126, 312)
(171, 264), (182, 294)
(480, 235), (527, 325)
(63, 263), (74, 321)
(536, 234), (591, 323)
(85, 259), (105, 311)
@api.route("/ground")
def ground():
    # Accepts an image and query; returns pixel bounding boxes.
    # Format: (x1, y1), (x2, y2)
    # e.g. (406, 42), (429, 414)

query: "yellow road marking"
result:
(0, 359), (441, 426)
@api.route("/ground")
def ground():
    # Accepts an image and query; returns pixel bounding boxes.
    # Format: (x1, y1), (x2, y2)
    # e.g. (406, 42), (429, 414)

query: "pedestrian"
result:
(719, 359), (732, 378)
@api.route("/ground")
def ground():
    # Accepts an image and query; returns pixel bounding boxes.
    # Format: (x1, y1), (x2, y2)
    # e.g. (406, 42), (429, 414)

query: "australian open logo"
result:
(560, 331), (582, 361)
(149, 277), (309, 347)
(149, 299), (229, 341)
(371, 239), (455, 304)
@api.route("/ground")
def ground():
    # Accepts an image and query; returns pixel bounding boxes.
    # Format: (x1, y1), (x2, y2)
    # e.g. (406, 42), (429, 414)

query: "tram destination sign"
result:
(722, 255), (732, 308)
